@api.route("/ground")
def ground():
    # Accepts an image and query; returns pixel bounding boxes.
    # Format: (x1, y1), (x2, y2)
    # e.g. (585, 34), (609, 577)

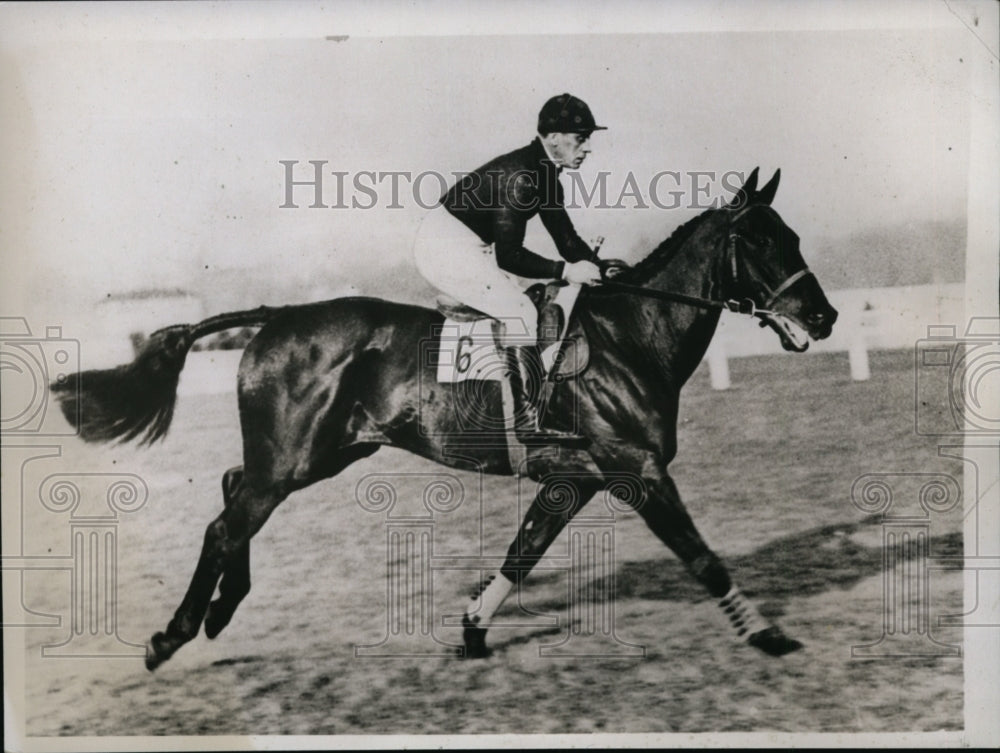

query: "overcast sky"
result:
(0, 1), (991, 326)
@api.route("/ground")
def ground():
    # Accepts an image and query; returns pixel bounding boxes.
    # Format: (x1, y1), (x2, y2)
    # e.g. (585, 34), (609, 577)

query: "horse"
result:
(52, 168), (838, 670)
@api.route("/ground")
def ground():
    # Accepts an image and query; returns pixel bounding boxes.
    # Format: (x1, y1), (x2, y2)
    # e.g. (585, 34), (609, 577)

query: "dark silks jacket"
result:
(440, 138), (599, 279)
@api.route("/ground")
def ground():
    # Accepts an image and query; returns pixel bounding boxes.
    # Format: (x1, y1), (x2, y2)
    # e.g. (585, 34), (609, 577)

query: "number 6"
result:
(456, 335), (473, 374)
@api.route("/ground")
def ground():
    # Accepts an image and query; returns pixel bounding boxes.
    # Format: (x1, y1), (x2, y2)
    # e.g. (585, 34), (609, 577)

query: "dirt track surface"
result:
(20, 349), (962, 735)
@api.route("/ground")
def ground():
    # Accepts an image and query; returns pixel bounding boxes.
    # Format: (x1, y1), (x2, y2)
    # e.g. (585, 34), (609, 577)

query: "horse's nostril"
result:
(807, 312), (826, 325)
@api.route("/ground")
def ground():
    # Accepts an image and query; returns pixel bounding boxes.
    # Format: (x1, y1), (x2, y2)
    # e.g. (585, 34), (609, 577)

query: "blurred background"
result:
(0, 4), (976, 373)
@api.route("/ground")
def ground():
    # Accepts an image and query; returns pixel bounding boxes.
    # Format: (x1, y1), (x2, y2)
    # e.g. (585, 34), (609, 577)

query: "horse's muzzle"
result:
(806, 307), (838, 340)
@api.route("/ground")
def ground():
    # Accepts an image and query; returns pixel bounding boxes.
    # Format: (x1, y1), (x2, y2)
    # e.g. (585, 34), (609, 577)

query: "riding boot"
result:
(503, 344), (583, 445)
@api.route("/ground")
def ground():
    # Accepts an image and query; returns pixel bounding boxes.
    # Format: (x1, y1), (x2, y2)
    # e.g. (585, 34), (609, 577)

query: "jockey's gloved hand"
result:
(563, 260), (603, 286)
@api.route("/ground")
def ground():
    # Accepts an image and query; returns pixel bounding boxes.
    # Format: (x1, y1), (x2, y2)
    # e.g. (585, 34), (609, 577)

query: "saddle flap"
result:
(548, 332), (589, 381)
(435, 282), (588, 383)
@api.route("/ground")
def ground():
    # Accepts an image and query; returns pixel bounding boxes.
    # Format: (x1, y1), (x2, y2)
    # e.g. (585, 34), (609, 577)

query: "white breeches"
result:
(413, 207), (538, 345)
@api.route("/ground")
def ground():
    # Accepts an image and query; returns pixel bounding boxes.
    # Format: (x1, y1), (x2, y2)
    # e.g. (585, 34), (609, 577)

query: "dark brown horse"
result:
(52, 168), (837, 670)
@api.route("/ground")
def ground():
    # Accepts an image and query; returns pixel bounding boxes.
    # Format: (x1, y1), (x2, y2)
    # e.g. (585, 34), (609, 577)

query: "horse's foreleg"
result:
(204, 466), (250, 640)
(640, 474), (803, 656)
(145, 481), (285, 671)
(462, 476), (601, 659)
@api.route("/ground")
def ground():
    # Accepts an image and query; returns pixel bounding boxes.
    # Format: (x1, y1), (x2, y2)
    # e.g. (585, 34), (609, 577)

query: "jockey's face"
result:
(543, 131), (593, 169)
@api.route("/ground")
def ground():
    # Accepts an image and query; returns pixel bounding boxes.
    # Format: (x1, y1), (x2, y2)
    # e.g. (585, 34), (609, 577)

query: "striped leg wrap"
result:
(718, 587), (768, 640)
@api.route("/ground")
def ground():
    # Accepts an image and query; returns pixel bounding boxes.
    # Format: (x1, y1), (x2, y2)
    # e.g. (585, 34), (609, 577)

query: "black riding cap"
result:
(537, 93), (607, 135)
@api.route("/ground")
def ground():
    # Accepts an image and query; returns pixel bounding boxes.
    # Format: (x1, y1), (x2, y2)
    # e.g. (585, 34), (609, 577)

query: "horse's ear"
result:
(728, 167), (759, 209)
(756, 169), (781, 206)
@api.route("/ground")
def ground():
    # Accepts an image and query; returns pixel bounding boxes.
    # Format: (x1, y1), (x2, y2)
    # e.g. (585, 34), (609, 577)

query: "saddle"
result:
(433, 282), (589, 384)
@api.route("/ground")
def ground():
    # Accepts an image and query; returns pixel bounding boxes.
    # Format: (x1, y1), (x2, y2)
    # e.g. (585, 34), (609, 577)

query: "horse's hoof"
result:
(747, 626), (804, 656)
(145, 632), (168, 672)
(461, 615), (491, 659)
(204, 603), (228, 640)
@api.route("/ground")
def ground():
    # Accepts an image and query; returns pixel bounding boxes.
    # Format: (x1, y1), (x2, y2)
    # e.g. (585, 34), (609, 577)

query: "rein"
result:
(595, 217), (814, 321)
(597, 279), (766, 316)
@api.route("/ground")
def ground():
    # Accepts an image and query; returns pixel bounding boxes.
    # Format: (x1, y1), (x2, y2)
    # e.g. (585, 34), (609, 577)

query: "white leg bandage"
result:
(466, 573), (514, 627)
(718, 586), (768, 640)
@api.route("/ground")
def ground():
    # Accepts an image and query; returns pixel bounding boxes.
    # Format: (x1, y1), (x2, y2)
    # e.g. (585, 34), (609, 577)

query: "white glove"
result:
(563, 260), (602, 286)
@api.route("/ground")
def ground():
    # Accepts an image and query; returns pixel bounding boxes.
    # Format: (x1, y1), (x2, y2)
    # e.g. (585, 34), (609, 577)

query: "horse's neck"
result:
(631, 222), (727, 387)
(649, 217), (727, 300)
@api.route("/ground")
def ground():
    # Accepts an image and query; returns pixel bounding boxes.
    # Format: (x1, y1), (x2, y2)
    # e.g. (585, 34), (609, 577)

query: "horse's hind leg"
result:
(639, 474), (803, 656)
(145, 477), (287, 671)
(205, 443), (380, 640)
(204, 466), (250, 640)
(145, 443), (382, 670)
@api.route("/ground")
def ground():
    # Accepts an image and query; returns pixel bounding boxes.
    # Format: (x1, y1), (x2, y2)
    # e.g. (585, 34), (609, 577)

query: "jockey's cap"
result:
(537, 93), (607, 135)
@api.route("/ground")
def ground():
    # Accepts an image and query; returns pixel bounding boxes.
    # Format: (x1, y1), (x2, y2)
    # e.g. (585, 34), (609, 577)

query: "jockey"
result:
(414, 93), (606, 443)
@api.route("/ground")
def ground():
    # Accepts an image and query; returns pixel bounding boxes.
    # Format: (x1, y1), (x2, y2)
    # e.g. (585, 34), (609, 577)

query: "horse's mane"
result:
(615, 208), (720, 285)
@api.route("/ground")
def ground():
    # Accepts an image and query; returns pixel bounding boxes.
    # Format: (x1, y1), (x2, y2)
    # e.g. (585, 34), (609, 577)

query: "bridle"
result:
(599, 210), (815, 321)
(724, 220), (815, 315)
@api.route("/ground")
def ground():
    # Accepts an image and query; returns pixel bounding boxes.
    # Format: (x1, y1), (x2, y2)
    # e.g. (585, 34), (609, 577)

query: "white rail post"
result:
(849, 335), (870, 381)
(849, 312), (872, 381)
(708, 341), (731, 390)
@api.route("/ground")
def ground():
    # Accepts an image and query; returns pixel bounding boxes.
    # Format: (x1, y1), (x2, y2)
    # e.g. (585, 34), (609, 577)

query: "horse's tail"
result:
(51, 305), (281, 445)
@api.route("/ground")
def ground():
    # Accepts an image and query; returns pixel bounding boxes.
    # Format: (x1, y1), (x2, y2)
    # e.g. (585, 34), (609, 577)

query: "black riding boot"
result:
(503, 344), (582, 445)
